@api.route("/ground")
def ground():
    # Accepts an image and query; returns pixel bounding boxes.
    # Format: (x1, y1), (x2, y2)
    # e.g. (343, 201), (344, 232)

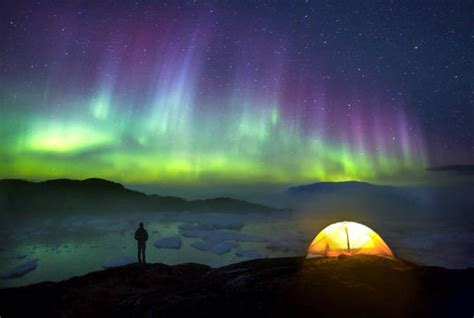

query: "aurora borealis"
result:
(0, 1), (472, 186)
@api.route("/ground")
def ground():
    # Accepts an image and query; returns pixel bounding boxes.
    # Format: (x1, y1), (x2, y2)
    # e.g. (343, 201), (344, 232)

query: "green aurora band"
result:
(0, 85), (427, 186)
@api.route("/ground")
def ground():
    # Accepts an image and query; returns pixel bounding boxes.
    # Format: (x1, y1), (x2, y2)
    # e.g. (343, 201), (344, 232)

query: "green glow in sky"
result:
(0, 87), (427, 185)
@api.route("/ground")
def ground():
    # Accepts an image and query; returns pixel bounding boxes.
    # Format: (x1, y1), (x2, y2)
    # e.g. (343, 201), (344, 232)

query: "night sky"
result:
(0, 1), (472, 186)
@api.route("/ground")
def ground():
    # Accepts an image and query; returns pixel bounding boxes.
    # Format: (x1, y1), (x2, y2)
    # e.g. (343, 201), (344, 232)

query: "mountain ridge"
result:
(0, 178), (276, 217)
(287, 180), (396, 195)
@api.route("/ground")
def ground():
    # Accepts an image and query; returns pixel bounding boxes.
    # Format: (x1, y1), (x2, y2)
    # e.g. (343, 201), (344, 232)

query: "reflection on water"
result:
(1, 209), (473, 288)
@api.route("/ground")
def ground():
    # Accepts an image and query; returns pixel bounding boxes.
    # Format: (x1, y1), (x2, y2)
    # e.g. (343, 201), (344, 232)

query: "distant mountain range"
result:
(287, 181), (396, 195)
(286, 180), (474, 218)
(286, 181), (435, 206)
(0, 178), (276, 217)
(286, 180), (441, 208)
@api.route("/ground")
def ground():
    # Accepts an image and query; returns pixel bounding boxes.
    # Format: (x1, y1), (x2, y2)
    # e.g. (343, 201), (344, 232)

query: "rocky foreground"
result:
(0, 256), (472, 317)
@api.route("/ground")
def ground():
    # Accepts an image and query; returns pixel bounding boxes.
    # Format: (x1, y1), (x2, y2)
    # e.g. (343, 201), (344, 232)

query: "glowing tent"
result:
(306, 221), (394, 258)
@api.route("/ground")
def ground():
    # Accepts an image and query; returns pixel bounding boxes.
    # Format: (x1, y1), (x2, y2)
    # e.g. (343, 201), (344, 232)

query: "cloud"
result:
(427, 165), (474, 176)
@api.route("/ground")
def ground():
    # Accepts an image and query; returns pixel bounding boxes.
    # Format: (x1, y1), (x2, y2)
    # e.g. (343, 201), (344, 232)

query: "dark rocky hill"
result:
(0, 256), (472, 317)
(0, 178), (276, 218)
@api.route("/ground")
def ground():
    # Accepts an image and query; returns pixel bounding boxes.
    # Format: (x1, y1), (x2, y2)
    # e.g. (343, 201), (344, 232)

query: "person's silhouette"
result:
(134, 222), (149, 264)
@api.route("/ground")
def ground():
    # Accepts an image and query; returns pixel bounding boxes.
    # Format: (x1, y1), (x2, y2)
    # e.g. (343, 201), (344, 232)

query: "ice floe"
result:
(266, 239), (306, 253)
(191, 240), (237, 255)
(171, 212), (248, 229)
(1, 259), (39, 278)
(235, 248), (267, 259)
(179, 228), (267, 243)
(154, 235), (182, 249)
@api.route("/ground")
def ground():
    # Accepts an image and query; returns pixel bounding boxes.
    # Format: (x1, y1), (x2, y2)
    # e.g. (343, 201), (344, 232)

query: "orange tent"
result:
(306, 221), (394, 258)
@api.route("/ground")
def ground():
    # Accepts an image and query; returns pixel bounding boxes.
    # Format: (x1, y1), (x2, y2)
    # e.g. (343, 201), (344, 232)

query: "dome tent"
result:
(306, 221), (394, 258)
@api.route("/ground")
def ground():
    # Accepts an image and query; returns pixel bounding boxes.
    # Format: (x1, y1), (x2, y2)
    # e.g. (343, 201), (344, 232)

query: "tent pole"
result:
(345, 226), (350, 253)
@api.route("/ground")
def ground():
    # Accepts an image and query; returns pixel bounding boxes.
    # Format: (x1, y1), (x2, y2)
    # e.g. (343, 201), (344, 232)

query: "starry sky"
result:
(0, 1), (472, 186)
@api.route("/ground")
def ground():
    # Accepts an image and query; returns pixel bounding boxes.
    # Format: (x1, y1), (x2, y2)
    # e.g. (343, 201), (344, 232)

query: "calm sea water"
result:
(1, 208), (473, 288)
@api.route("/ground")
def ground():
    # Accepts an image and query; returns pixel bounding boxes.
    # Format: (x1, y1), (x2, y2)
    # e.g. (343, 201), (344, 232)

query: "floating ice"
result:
(235, 248), (267, 259)
(1, 259), (39, 278)
(172, 212), (247, 230)
(102, 256), (136, 269)
(154, 235), (182, 249)
(179, 228), (267, 243)
(191, 240), (237, 255)
(178, 227), (208, 238)
(266, 239), (306, 253)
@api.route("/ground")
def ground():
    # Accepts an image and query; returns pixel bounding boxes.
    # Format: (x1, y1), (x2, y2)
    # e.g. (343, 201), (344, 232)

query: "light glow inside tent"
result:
(306, 221), (394, 258)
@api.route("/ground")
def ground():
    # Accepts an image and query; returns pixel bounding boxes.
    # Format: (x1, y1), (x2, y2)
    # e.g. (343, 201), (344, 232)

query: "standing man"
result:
(134, 222), (149, 264)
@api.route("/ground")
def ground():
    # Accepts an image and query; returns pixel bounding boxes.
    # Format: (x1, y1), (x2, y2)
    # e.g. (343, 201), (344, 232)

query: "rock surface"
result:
(102, 256), (136, 269)
(0, 256), (472, 317)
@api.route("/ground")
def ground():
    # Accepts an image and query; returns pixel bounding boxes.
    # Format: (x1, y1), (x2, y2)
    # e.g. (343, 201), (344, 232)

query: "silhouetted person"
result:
(135, 222), (148, 264)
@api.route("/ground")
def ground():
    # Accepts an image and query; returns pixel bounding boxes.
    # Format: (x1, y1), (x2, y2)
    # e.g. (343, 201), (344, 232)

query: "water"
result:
(1, 208), (473, 288)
